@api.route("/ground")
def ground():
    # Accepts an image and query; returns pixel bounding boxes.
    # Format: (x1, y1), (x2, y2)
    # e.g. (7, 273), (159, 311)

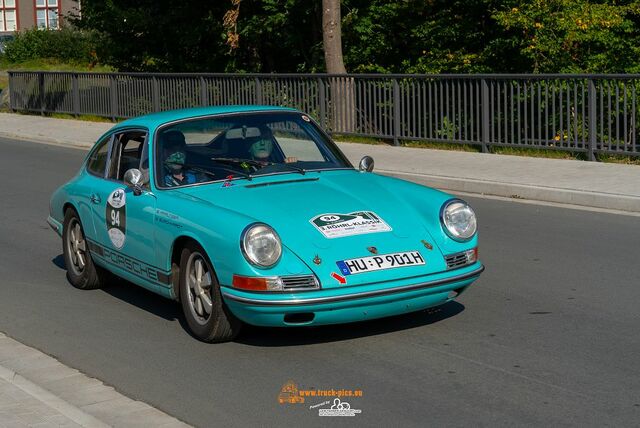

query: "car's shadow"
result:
(52, 254), (465, 346)
(236, 301), (465, 347)
(52, 254), (66, 270)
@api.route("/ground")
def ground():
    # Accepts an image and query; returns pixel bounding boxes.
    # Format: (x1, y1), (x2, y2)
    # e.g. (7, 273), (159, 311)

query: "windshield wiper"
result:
(275, 163), (306, 175)
(211, 157), (263, 168)
(211, 157), (306, 176)
(192, 165), (252, 181)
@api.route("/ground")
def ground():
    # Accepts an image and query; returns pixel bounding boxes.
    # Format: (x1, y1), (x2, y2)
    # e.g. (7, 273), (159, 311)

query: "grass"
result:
(49, 112), (117, 123)
(0, 56), (115, 92)
(402, 140), (480, 152)
(596, 153), (640, 165)
(489, 146), (581, 160)
(0, 57), (115, 73)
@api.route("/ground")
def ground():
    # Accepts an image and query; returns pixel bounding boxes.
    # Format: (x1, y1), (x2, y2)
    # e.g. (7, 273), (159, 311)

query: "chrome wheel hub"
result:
(67, 219), (87, 275)
(186, 252), (213, 325)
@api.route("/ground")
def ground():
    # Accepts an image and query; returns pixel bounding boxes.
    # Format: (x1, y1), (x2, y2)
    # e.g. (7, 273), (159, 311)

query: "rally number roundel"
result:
(106, 188), (126, 249)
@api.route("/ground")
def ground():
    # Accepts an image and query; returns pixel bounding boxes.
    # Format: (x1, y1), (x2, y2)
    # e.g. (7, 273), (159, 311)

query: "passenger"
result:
(161, 130), (198, 187)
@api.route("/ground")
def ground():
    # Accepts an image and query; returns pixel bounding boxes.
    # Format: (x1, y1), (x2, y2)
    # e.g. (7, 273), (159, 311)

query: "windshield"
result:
(155, 111), (352, 188)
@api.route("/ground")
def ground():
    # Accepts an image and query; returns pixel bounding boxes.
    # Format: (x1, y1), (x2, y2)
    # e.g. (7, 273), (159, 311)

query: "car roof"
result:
(113, 105), (300, 131)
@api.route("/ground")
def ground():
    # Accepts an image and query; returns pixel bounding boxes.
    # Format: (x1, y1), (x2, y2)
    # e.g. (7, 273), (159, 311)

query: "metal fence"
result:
(8, 71), (640, 159)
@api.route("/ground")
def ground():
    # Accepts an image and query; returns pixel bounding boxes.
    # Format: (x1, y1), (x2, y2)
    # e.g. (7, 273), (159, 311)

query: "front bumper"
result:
(221, 263), (484, 327)
(47, 215), (63, 237)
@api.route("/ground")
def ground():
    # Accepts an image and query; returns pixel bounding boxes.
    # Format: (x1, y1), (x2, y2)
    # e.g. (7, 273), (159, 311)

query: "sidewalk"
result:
(0, 332), (189, 427)
(1, 112), (639, 213)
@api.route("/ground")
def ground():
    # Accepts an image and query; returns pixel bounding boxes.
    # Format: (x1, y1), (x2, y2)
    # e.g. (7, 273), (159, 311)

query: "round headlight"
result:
(441, 199), (477, 241)
(241, 224), (282, 268)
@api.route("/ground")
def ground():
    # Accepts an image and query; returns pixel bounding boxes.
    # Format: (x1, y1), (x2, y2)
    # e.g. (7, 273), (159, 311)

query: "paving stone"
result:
(0, 331), (191, 427)
(81, 397), (152, 424)
(41, 373), (104, 396)
(56, 384), (123, 408)
(18, 364), (79, 386)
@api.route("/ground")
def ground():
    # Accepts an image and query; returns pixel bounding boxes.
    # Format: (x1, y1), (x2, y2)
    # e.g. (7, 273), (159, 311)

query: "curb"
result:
(0, 332), (190, 427)
(380, 170), (640, 213)
(0, 131), (93, 150)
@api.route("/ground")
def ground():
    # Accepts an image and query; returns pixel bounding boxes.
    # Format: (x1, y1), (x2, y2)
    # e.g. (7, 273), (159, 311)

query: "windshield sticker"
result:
(310, 211), (392, 239)
(301, 114), (311, 122)
(106, 188), (126, 249)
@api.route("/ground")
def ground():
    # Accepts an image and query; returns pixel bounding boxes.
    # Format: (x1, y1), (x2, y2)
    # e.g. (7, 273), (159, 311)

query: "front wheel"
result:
(62, 209), (109, 290)
(179, 242), (242, 342)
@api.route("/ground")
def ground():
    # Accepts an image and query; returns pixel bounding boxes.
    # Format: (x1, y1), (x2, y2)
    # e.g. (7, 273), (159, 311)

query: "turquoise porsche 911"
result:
(47, 105), (484, 342)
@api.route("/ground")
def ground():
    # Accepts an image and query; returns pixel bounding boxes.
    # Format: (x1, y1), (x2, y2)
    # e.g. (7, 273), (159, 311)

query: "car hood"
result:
(177, 170), (451, 288)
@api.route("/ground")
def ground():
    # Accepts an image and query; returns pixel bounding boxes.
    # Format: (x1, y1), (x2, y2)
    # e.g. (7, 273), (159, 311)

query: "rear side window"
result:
(86, 136), (110, 177)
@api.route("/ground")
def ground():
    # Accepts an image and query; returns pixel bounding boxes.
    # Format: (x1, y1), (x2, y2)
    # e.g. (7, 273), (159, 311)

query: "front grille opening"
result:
(284, 313), (315, 324)
(281, 275), (319, 290)
(445, 253), (468, 269)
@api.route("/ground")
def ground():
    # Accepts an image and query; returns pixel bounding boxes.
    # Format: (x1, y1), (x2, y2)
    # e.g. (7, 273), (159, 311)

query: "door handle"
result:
(90, 194), (101, 204)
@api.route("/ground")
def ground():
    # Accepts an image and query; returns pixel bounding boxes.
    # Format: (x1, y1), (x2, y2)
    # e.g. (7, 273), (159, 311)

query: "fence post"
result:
(72, 73), (80, 117)
(200, 76), (208, 106)
(393, 78), (401, 146)
(8, 71), (15, 112)
(109, 75), (117, 121)
(255, 78), (262, 105)
(587, 78), (597, 161)
(39, 72), (45, 116)
(319, 78), (326, 130)
(152, 76), (160, 112)
(481, 78), (490, 153)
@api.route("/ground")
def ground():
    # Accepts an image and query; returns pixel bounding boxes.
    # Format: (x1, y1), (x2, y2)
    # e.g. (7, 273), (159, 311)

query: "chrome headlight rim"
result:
(440, 198), (477, 242)
(240, 223), (283, 268)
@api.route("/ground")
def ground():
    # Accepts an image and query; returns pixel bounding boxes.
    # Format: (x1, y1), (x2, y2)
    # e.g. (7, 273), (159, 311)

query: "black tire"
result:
(62, 209), (109, 290)
(179, 241), (242, 342)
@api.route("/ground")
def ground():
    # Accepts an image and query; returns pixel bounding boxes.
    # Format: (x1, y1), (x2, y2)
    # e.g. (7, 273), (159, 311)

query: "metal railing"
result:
(8, 71), (640, 159)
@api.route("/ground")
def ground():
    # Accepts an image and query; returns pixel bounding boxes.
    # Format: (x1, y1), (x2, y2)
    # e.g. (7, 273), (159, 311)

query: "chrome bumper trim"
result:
(222, 265), (484, 306)
(47, 216), (62, 236)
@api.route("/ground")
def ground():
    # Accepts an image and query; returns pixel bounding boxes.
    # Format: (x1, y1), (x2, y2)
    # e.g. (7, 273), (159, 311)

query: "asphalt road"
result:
(0, 137), (638, 427)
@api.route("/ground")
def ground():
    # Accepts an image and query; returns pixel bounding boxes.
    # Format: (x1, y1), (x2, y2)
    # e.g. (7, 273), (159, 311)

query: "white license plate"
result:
(336, 251), (425, 275)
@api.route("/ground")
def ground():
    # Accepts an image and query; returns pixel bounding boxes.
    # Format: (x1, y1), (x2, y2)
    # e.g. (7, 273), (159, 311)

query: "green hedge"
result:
(3, 27), (96, 64)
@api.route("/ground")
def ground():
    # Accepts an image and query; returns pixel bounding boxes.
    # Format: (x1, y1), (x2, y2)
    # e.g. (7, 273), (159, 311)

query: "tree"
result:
(322, 0), (347, 74)
(322, 0), (353, 132)
(493, 0), (640, 73)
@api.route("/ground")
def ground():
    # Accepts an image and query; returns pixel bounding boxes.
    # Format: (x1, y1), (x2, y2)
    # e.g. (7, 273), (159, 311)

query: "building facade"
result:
(0, 0), (77, 35)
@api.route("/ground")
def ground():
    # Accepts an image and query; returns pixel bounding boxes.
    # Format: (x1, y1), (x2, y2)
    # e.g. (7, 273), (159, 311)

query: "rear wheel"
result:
(62, 209), (109, 290)
(179, 242), (242, 342)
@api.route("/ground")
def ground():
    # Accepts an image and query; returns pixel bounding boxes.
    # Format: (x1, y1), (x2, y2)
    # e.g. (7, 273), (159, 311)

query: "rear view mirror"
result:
(225, 127), (261, 139)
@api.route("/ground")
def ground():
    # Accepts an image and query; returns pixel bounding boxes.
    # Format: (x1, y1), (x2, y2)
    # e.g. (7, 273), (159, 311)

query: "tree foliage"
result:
(70, 0), (640, 74)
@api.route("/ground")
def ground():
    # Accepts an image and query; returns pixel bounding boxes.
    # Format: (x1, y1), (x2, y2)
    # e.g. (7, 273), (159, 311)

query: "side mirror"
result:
(358, 156), (374, 172)
(124, 168), (144, 196)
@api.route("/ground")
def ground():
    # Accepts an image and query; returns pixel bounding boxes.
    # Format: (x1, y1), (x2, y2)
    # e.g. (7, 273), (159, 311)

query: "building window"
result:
(0, 0), (18, 32)
(36, 0), (59, 29)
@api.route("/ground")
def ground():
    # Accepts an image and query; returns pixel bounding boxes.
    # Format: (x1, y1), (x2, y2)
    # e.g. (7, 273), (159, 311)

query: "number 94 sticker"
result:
(106, 188), (126, 249)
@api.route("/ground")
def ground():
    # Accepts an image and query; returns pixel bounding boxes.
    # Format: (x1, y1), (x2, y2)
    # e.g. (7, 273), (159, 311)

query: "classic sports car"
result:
(48, 105), (484, 342)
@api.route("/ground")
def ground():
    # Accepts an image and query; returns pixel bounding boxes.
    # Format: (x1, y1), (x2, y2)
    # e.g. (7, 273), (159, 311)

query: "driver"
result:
(249, 127), (297, 163)
(162, 130), (198, 187)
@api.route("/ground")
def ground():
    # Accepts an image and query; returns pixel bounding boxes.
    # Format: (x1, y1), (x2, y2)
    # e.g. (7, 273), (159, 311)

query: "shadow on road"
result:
(237, 301), (465, 347)
(101, 277), (182, 322)
(51, 254), (65, 270)
(51, 254), (465, 346)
